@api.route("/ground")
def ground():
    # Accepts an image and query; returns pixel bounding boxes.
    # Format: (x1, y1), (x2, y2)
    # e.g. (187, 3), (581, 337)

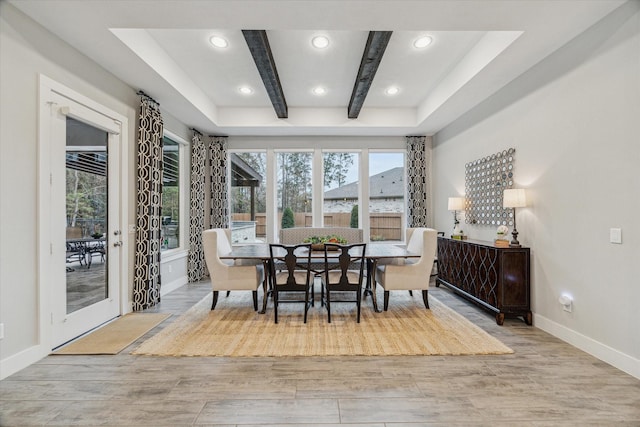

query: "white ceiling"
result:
(9, 0), (625, 136)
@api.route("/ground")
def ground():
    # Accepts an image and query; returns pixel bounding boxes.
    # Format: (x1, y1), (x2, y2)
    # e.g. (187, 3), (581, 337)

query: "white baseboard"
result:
(0, 344), (49, 380)
(535, 314), (639, 380)
(161, 275), (187, 296)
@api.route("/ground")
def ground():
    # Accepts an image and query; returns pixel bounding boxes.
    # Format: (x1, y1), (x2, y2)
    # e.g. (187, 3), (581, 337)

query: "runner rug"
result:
(132, 292), (512, 357)
(54, 313), (171, 355)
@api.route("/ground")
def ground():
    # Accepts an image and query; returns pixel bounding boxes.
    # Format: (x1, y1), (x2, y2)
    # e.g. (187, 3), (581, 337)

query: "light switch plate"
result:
(610, 228), (622, 244)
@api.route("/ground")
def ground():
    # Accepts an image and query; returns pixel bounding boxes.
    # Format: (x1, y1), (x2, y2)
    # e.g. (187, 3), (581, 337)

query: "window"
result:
(323, 152), (359, 228)
(161, 134), (186, 252)
(229, 141), (407, 243)
(369, 152), (405, 242)
(230, 152), (266, 243)
(277, 151), (313, 231)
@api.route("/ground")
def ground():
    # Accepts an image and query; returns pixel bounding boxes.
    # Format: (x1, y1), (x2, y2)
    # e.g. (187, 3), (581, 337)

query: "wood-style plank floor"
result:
(1, 279), (639, 426)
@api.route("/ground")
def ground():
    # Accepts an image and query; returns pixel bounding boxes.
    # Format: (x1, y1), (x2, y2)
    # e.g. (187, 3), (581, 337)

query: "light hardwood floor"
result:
(1, 279), (639, 426)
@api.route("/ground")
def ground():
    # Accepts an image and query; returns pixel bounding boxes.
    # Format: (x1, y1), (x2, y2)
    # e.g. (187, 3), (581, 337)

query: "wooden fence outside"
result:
(231, 212), (403, 241)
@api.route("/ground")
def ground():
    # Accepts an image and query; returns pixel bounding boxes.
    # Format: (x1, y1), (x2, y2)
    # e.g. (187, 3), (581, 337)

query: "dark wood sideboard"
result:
(436, 236), (531, 325)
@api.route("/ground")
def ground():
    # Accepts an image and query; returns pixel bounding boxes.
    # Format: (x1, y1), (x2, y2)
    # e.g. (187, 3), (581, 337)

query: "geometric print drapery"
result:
(209, 136), (229, 229)
(406, 135), (431, 228)
(187, 134), (229, 282)
(133, 95), (164, 310)
(188, 130), (207, 282)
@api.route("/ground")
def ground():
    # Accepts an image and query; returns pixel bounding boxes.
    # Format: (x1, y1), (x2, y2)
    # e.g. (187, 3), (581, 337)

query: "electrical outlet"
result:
(128, 224), (136, 234)
(0, 323), (4, 340)
(559, 295), (573, 313)
(168, 265), (173, 273)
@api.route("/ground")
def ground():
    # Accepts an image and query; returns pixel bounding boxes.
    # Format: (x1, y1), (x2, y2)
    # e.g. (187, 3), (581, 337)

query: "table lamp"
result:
(447, 197), (465, 236)
(502, 189), (526, 247)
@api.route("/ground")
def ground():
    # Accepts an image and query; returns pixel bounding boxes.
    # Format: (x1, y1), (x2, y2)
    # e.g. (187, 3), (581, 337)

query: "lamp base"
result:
(510, 229), (521, 247)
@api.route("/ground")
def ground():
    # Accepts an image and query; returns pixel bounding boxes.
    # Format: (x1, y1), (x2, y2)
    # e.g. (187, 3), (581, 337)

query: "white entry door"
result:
(41, 83), (124, 348)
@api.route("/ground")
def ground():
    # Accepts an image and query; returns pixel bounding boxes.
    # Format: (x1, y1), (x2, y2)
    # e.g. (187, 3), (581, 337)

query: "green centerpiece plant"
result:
(303, 234), (347, 250)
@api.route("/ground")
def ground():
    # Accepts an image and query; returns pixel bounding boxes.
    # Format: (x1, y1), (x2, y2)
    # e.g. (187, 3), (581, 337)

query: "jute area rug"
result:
(132, 292), (513, 357)
(54, 313), (171, 355)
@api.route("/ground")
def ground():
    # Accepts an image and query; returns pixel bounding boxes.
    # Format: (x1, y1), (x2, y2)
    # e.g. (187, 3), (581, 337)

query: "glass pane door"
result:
(65, 117), (108, 314)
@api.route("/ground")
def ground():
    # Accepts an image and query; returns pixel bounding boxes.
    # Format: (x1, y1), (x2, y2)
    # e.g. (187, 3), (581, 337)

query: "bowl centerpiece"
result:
(303, 235), (347, 251)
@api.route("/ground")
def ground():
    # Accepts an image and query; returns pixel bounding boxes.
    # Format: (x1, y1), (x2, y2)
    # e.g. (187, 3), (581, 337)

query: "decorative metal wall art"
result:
(464, 148), (515, 226)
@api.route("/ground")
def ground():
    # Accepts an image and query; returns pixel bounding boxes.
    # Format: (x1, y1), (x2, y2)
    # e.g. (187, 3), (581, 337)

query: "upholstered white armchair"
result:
(374, 227), (438, 310)
(202, 228), (265, 310)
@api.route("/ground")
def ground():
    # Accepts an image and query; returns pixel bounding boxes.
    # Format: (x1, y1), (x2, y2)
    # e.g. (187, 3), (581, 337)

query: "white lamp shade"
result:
(503, 189), (527, 208)
(448, 197), (465, 211)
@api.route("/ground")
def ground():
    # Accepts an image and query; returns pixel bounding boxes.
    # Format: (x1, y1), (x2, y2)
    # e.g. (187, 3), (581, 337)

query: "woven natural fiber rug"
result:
(54, 313), (171, 355)
(132, 292), (512, 357)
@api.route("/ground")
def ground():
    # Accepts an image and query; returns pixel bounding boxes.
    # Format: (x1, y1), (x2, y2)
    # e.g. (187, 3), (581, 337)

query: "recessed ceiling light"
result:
(238, 86), (253, 95)
(209, 35), (228, 48)
(311, 35), (330, 49)
(413, 35), (433, 49)
(312, 86), (327, 96)
(385, 86), (400, 96)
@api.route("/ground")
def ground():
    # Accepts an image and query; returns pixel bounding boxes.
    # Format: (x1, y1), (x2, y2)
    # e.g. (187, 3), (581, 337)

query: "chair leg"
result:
(326, 286), (331, 323)
(311, 276), (315, 307)
(422, 289), (430, 309)
(274, 290), (279, 324)
(252, 290), (258, 311)
(304, 286), (310, 324)
(356, 286), (362, 323)
(384, 290), (390, 311)
(409, 290), (413, 296)
(226, 291), (231, 297)
(211, 291), (219, 310)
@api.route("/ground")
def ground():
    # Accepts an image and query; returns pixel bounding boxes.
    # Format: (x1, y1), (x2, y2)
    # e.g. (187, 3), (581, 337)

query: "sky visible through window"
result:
(339, 152), (404, 187)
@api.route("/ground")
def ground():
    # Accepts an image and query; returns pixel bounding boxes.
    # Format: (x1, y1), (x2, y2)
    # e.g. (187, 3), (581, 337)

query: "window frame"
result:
(228, 138), (407, 244)
(160, 130), (189, 259)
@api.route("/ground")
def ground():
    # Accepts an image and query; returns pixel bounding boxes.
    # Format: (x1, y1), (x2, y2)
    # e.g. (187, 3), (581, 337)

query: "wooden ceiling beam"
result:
(242, 30), (288, 119)
(348, 31), (393, 119)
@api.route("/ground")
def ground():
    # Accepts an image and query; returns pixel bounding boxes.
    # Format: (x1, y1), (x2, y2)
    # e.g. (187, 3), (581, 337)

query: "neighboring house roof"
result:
(324, 167), (405, 200)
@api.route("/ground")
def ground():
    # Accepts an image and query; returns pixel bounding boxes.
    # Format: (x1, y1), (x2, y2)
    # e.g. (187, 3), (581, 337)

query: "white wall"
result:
(0, 3), (187, 378)
(433, 3), (639, 378)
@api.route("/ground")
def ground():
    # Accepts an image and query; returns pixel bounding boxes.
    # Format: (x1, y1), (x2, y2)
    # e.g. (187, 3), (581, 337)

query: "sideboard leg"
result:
(525, 311), (533, 325)
(496, 312), (505, 325)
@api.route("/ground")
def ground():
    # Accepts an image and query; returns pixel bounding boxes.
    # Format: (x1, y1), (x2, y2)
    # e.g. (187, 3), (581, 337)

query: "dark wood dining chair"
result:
(268, 243), (313, 324)
(321, 243), (367, 323)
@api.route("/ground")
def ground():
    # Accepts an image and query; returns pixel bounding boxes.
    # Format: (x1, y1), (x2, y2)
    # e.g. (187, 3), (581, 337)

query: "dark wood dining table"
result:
(220, 243), (419, 314)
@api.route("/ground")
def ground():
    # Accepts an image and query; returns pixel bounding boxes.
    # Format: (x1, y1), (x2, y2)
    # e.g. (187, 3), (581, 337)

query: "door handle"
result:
(113, 241), (123, 247)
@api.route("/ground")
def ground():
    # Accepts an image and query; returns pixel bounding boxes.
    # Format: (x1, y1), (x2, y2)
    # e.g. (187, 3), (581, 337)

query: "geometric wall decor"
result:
(464, 148), (515, 226)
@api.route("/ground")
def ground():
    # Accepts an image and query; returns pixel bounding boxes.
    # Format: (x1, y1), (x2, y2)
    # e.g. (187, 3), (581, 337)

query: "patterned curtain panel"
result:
(209, 136), (229, 229)
(406, 135), (431, 228)
(188, 130), (207, 282)
(133, 96), (164, 310)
